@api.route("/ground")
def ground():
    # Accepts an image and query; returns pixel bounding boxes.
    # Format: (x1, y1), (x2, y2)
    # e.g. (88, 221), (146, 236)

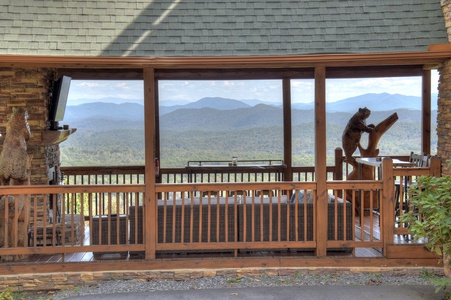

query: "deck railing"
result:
(0, 156), (441, 264)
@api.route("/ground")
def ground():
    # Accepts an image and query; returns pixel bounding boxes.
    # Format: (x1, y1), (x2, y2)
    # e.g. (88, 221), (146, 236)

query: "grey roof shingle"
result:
(0, 0), (448, 57)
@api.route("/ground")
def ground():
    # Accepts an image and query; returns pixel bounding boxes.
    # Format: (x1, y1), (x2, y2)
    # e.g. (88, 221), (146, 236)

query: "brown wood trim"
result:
(58, 65), (426, 81)
(315, 65), (327, 257)
(326, 241), (383, 248)
(60, 165), (145, 175)
(0, 257), (441, 276)
(143, 67), (157, 260)
(0, 245), (144, 256)
(56, 69), (144, 80)
(0, 184), (145, 194)
(428, 43), (451, 51)
(156, 241), (317, 251)
(386, 244), (439, 259)
(326, 65), (424, 78)
(1, 48), (451, 69)
(155, 68), (314, 80)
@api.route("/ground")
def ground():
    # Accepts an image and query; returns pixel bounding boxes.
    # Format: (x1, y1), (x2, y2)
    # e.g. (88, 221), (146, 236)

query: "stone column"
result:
(439, 1), (451, 175)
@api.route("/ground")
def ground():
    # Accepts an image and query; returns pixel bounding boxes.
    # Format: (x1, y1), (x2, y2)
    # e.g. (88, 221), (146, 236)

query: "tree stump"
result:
(346, 112), (399, 212)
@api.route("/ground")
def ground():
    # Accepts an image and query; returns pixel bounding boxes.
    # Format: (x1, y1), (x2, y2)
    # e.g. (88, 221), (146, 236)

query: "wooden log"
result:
(346, 113), (399, 211)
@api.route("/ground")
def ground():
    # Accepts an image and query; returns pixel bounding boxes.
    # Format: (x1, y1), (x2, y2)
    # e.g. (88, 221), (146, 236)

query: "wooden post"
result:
(422, 69), (431, 155)
(334, 148), (343, 181)
(314, 65), (327, 257)
(144, 67), (157, 260)
(334, 148), (343, 199)
(429, 156), (441, 177)
(381, 158), (394, 257)
(283, 78), (292, 182)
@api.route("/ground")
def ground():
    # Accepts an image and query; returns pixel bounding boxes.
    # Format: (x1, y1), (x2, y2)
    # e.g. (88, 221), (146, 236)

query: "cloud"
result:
(68, 70), (439, 105)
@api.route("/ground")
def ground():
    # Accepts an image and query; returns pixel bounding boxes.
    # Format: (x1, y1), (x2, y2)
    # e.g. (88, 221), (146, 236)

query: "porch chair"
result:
(394, 152), (430, 224)
(409, 151), (430, 168)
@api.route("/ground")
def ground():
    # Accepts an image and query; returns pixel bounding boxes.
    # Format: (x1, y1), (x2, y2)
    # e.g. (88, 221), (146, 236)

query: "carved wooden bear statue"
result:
(342, 107), (375, 166)
(0, 107), (31, 186)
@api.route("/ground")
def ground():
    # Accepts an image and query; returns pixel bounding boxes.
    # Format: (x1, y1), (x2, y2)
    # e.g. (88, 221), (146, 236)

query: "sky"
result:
(67, 70), (439, 106)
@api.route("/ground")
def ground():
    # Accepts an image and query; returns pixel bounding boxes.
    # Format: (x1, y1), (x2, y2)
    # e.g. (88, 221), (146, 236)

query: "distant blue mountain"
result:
(327, 93), (438, 112)
(160, 97), (250, 114)
(71, 97), (143, 105)
(64, 102), (144, 122)
(185, 97), (251, 109)
(64, 93), (437, 128)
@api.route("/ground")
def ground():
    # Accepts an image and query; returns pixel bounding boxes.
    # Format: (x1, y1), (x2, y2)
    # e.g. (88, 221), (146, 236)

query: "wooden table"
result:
(356, 157), (416, 169)
(355, 157), (416, 217)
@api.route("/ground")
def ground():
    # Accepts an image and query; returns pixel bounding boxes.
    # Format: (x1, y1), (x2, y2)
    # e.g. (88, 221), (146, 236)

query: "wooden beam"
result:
(326, 65), (423, 78)
(155, 78), (161, 185)
(422, 69), (432, 154)
(428, 43), (451, 52)
(156, 68), (314, 80)
(143, 67), (157, 260)
(56, 65), (426, 81)
(0, 257), (442, 276)
(314, 65), (327, 257)
(1, 48), (451, 69)
(56, 68), (143, 80)
(386, 244), (439, 259)
(282, 78), (292, 181)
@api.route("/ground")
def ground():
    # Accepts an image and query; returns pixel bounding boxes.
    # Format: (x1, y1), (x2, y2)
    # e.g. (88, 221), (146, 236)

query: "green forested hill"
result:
(60, 101), (436, 167)
(60, 118), (435, 167)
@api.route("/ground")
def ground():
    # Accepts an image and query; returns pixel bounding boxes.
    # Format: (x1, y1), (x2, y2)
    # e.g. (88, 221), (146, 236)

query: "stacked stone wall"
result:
(0, 267), (444, 293)
(440, 0), (451, 175)
(437, 62), (451, 175)
(0, 67), (55, 184)
(0, 67), (60, 222)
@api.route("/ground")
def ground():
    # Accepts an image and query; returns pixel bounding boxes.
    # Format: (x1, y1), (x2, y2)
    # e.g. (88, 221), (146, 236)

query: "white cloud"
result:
(67, 70), (439, 105)
(68, 80), (143, 105)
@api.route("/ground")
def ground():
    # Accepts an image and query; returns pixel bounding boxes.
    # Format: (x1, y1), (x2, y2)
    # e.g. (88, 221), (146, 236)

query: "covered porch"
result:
(1, 48), (451, 275)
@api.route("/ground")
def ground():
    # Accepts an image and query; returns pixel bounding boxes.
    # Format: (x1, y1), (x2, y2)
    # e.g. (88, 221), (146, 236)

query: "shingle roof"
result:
(0, 0), (448, 57)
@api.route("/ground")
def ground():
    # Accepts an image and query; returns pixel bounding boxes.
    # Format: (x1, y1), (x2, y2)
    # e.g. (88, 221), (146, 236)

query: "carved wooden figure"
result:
(0, 107), (31, 260)
(342, 107), (375, 167)
(0, 107), (31, 186)
(345, 111), (399, 213)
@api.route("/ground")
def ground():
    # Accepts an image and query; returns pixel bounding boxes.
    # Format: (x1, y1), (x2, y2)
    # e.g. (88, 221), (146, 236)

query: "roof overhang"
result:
(1, 44), (450, 70)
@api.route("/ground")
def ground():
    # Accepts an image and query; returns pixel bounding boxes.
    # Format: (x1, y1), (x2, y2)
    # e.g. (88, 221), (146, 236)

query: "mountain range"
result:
(62, 93), (437, 131)
(59, 92), (438, 167)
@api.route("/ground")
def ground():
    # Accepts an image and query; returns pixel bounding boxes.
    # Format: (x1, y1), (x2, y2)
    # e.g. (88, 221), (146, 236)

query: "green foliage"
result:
(420, 269), (451, 300)
(401, 175), (451, 298)
(401, 176), (451, 257)
(0, 289), (14, 300)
